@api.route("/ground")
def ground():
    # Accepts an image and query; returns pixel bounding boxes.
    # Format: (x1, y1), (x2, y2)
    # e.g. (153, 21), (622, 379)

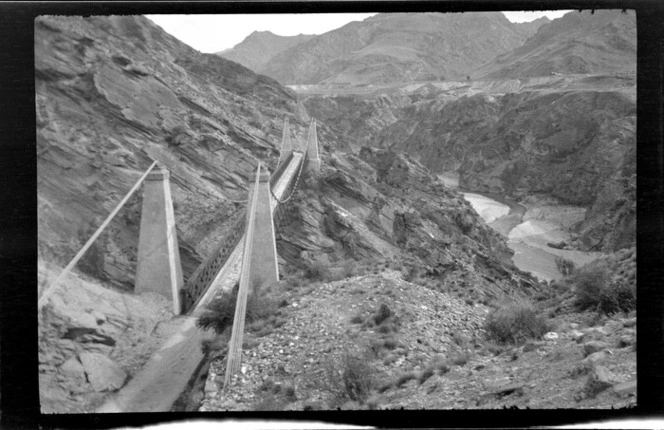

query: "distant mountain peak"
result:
(217, 31), (315, 72)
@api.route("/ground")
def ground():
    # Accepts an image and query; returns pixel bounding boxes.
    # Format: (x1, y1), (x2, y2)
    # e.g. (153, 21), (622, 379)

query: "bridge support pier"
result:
(135, 165), (184, 314)
(305, 119), (320, 173)
(246, 166), (280, 292)
(279, 117), (293, 164)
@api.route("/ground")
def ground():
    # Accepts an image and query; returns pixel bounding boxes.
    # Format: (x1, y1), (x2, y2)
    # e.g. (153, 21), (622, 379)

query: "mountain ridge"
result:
(258, 12), (548, 85)
(476, 10), (636, 78)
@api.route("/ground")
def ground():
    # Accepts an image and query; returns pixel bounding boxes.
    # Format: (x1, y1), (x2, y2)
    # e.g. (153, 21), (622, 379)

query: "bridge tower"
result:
(305, 118), (320, 173)
(135, 164), (184, 314)
(279, 117), (293, 164)
(225, 163), (280, 386)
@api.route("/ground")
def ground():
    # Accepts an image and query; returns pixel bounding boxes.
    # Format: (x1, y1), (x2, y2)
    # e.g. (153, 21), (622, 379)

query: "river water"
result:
(438, 173), (602, 282)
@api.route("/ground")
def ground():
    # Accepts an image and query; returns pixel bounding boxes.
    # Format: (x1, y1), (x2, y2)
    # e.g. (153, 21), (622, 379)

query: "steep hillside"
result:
(36, 15), (307, 289)
(260, 12), (546, 85)
(476, 10), (636, 78)
(217, 31), (315, 72)
(37, 15), (542, 413)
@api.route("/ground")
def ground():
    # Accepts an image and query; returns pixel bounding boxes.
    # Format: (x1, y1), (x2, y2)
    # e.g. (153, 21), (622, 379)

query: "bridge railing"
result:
(180, 153), (300, 313)
(180, 210), (246, 313)
(269, 152), (294, 190)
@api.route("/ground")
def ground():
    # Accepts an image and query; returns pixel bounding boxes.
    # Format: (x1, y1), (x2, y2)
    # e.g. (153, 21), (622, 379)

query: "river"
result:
(438, 172), (602, 282)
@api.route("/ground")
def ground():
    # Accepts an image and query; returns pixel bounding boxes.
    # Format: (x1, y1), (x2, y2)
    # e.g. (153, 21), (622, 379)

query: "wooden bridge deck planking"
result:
(96, 154), (304, 413)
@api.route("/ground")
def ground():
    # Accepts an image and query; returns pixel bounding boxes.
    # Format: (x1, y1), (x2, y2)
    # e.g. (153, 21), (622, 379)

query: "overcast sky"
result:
(146, 11), (572, 54)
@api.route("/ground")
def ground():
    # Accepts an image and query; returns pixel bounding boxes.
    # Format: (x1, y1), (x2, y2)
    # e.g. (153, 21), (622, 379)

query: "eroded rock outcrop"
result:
(277, 150), (538, 302)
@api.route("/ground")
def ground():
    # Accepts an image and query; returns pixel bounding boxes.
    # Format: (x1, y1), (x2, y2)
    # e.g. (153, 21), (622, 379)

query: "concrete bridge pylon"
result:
(135, 164), (184, 314)
(279, 117), (293, 164)
(305, 118), (320, 173)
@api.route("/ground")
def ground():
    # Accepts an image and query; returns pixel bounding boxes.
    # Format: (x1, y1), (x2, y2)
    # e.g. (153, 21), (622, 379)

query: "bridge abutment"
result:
(135, 165), (184, 314)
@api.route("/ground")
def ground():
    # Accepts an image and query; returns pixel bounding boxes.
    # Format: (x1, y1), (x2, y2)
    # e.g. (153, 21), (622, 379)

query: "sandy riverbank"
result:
(440, 171), (603, 282)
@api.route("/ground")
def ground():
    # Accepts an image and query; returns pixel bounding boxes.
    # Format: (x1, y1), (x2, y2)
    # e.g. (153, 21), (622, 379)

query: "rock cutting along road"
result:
(96, 154), (304, 413)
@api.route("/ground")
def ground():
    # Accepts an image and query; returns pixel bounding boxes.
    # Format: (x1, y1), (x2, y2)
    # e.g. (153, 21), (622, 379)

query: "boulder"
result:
(571, 330), (585, 342)
(583, 341), (608, 357)
(584, 365), (614, 397)
(612, 379), (636, 397)
(79, 352), (126, 392)
(616, 335), (635, 348)
(59, 356), (87, 384)
(582, 350), (611, 364)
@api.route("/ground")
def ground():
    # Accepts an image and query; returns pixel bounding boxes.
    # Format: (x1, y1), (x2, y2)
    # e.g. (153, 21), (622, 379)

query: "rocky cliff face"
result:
(259, 12), (546, 85)
(476, 10), (636, 78)
(217, 31), (315, 73)
(276, 150), (539, 302)
(303, 74), (636, 252)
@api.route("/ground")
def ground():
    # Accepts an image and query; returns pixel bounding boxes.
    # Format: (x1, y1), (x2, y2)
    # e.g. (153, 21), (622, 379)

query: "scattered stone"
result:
(584, 365), (614, 397)
(616, 335), (635, 348)
(544, 332), (558, 341)
(612, 380), (636, 397)
(59, 356), (87, 383)
(570, 330), (585, 342)
(494, 383), (525, 397)
(204, 379), (219, 393)
(79, 352), (126, 392)
(583, 341), (608, 357)
(583, 350), (611, 364)
(622, 318), (636, 328)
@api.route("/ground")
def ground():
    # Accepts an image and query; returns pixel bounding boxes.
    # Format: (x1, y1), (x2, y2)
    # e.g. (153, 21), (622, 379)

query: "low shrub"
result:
(451, 331), (470, 348)
(373, 303), (392, 326)
(383, 337), (398, 350)
(395, 371), (418, 387)
(350, 315), (364, 324)
(451, 351), (471, 366)
(304, 259), (330, 281)
(419, 366), (435, 384)
(573, 262), (635, 314)
(196, 281), (279, 335)
(484, 302), (550, 345)
(323, 349), (376, 403)
(555, 256), (576, 276)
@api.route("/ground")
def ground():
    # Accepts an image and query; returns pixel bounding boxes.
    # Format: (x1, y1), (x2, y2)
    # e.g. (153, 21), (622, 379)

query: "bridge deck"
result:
(97, 154), (304, 413)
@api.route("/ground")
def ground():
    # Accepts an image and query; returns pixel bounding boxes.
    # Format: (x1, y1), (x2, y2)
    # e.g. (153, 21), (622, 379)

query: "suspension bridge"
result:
(39, 117), (321, 412)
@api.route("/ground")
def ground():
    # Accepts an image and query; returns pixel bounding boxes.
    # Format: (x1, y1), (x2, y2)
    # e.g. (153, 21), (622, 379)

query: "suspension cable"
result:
(39, 160), (158, 309)
(270, 154), (307, 204)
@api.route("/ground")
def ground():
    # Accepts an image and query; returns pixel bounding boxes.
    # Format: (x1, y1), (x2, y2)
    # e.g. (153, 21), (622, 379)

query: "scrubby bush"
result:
(304, 259), (331, 281)
(451, 351), (471, 366)
(484, 302), (550, 345)
(555, 256), (576, 276)
(395, 371), (418, 387)
(196, 280), (279, 335)
(373, 303), (392, 326)
(419, 366), (435, 384)
(323, 350), (376, 403)
(572, 262), (635, 314)
(195, 286), (239, 335)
